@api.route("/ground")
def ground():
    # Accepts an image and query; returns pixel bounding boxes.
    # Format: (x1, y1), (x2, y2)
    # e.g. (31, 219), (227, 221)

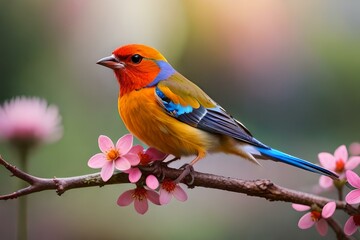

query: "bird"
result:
(97, 44), (338, 180)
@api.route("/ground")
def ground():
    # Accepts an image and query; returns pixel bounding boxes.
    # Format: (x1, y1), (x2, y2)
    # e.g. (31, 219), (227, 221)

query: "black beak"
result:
(96, 55), (124, 69)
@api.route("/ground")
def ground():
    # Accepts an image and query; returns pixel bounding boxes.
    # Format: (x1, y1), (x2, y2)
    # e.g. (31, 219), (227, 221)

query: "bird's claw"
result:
(175, 164), (195, 185)
(145, 157), (181, 181)
(149, 161), (167, 181)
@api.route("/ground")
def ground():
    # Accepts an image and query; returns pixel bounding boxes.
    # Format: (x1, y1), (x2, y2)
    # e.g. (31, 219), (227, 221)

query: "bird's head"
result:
(97, 44), (175, 96)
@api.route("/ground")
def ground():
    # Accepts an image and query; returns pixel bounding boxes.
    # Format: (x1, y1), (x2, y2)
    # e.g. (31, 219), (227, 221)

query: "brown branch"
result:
(0, 155), (358, 217)
(326, 218), (351, 240)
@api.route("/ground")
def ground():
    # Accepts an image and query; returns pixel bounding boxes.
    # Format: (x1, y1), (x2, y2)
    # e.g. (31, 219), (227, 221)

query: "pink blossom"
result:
(318, 145), (360, 188)
(159, 180), (188, 205)
(344, 215), (360, 236)
(345, 170), (360, 205)
(0, 96), (63, 145)
(292, 202), (336, 236)
(88, 134), (139, 182)
(117, 186), (160, 215)
(125, 145), (167, 190)
(350, 142), (360, 156)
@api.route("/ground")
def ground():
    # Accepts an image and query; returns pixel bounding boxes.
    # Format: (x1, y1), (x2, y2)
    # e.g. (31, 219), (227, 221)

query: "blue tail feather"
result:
(256, 147), (338, 179)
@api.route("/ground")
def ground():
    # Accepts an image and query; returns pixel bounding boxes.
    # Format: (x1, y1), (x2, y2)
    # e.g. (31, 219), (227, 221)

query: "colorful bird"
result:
(97, 44), (338, 180)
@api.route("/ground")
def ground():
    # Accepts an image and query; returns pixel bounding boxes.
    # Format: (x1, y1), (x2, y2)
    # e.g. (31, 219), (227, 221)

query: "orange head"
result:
(97, 44), (175, 96)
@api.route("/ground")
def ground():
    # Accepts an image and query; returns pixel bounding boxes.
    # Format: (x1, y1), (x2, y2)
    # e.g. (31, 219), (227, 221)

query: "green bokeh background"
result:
(0, 1), (359, 239)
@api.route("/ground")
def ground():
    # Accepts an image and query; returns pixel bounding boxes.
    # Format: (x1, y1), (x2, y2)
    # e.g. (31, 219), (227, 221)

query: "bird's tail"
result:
(256, 147), (338, 179)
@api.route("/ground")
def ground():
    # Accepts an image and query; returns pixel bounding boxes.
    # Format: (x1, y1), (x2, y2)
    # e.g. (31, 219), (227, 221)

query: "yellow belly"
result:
(118, 88), (218, 157)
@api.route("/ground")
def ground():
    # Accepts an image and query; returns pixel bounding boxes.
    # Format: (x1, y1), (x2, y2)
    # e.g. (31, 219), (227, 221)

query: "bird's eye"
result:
(130, 54), (143, 64)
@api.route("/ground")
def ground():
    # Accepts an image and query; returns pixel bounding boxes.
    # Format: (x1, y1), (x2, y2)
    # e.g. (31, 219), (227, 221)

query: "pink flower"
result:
(117, 186), (160, 214)
(125, 145), (167, 190)
(88, 134), (139, 182)
(292, 202), (336, 236)
(159, 180), (188, 205)
(318, 145), (360, 188)
(0, 96), (63, 145)
(345, 170), (360, 205)
(350, 142), (360, 156)
(344, 214), (360, 236)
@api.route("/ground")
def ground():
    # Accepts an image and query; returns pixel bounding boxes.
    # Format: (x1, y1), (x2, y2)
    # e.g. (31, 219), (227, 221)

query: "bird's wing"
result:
(155, 73), (268, 148)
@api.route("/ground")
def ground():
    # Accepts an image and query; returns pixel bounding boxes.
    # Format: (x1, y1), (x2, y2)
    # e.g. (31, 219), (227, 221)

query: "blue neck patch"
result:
(146, 60), (175, 87)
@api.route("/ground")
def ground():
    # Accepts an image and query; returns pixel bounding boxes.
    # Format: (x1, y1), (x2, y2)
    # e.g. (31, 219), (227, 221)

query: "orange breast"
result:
(118, 87), (218, 157)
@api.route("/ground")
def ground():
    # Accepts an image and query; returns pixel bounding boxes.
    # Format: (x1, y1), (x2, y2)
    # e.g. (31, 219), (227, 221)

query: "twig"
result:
(0, 155), (357, 216)
(326, 217), (351, 240)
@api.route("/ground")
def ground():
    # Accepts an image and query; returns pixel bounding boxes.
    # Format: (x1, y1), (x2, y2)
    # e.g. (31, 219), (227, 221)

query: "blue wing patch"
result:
(155, 87), (193, 116)
(155, 87), (269, 149)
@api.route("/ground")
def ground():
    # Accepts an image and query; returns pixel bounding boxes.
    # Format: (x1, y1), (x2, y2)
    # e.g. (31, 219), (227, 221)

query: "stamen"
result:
(106, 149), (119, 161)
(132, 187), (147, 201)
(311, 211), (321, 222)
(335, 159), (345, 173)
(138, 152), (151, 165)
(353, 215), (360, 226)
(162, 180), (176, 192)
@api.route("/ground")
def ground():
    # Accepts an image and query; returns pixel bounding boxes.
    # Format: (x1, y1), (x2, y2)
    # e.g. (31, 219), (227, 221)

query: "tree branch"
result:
(326, 218), (351, 240)
(0, 155), (358, 216)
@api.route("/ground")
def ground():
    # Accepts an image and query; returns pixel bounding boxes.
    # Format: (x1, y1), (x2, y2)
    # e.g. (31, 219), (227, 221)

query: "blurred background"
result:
(0, 0), (359, 239)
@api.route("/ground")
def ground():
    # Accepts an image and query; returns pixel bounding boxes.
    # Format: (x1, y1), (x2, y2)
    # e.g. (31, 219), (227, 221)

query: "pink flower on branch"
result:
(345, 170), (360, 205)
(0, 96), (63, 146)
(159, 180), (188, 205)
(88, 134), (139, 182)
(125, 145), (167, 189)
(117, 186), (160, 215)
(344, 215), (360, 236)
(318, 145), (360, 189)
(292, 202), (336, 236)
(350, 142), (360, 156)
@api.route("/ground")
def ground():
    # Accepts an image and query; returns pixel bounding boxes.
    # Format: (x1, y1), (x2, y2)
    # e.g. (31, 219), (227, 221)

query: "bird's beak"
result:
(96, 54), (124, 69)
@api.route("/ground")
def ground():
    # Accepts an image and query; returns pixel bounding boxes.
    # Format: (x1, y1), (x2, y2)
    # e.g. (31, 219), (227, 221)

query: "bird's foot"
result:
(148, 161), (166, 181)
(174, 164), (195, 185)
(141, 157), (181, 182)
(149, 157), (181, 180)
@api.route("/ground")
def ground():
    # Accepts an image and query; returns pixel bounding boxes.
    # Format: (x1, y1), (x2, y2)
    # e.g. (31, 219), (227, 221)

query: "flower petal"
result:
(335, 145), (348, 162)
(146, 175), (159, 190)
(350, 142), (360, 156)
(346, 170), (360, 188)
(316, 219), (328, 236)
(134, 199), (148, 215)
(88, 153), (107, 168)
(98, 135), (114, 153)
(116, 134), (133, 155)
(114, 158), (131, 171)
(345, 189), (360, 205)
(123, 153), (140, 166)
(117, 190), (134, 206)
(128, 145), (144, 155)
(346, 157), (360, 170)
(318, 152), (336, 170)
(159, 189), (172, 205)
(101, 161), (115, 182)
(298, 212), (315, 229)
(319, 175), (333, 189)
(128, 168), (142, 183)
(173, 185), (188, 202)
(292, 204), (311, 212)
(145, 147), (168, 161)
(0, 97), (63, 143)
(322, 202), (336, 218)
(344, 216), (358, 236)
(147, 190), (160, 205)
